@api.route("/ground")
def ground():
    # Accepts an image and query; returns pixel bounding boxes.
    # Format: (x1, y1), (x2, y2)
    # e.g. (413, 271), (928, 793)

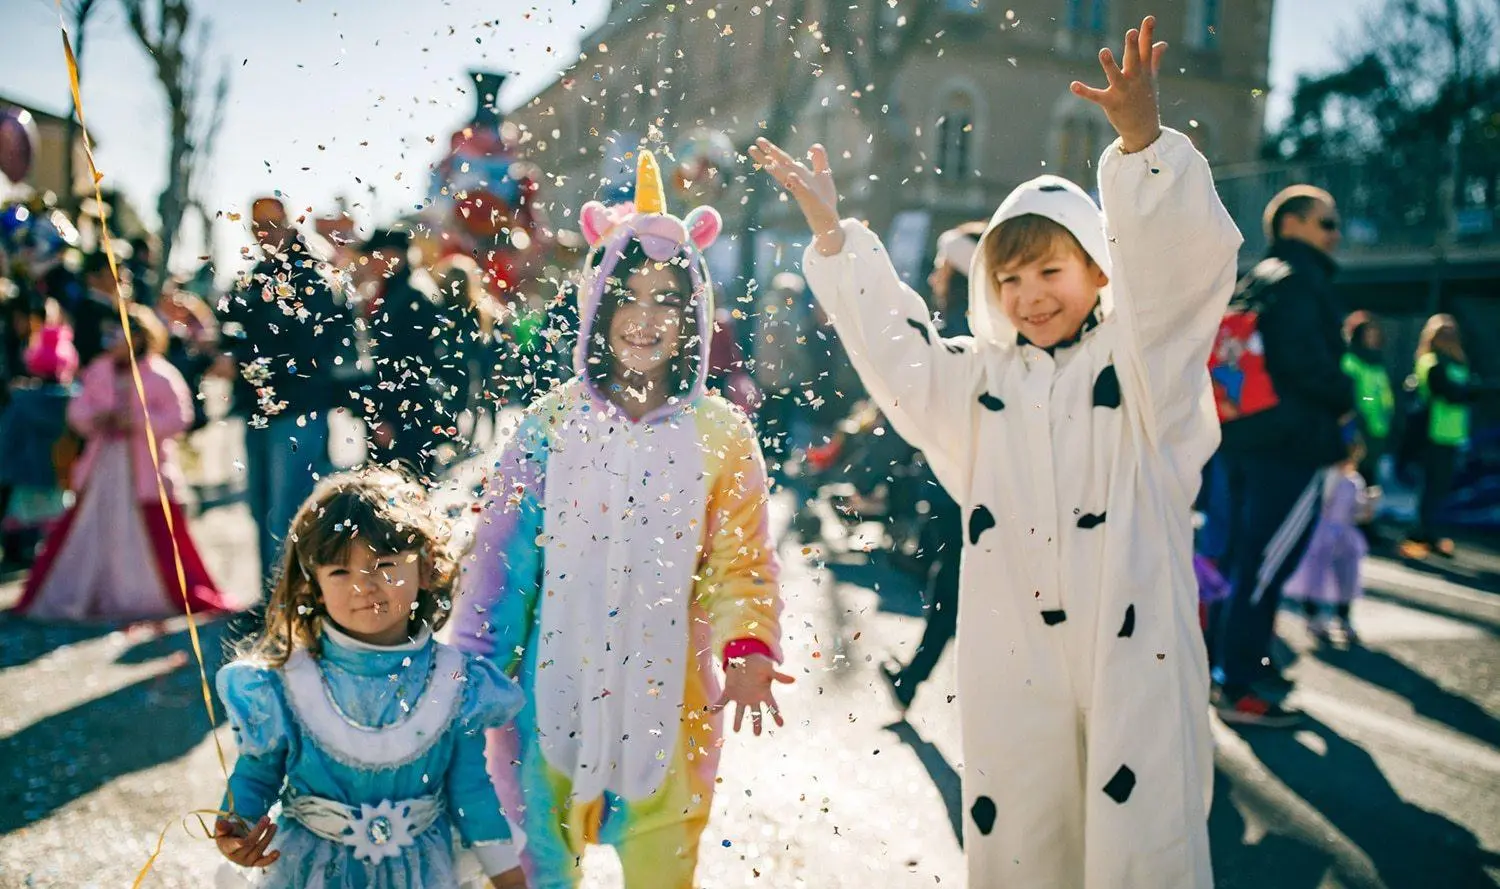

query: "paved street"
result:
(0, 419), (1497, 887)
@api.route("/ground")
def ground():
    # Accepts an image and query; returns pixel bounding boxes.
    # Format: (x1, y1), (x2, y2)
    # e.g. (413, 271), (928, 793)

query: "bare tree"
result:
(188, 59), (230, 275)
(60, 0), (102, 215)
(122, 0), (227, 293)
(1269, 0), (1500, 241)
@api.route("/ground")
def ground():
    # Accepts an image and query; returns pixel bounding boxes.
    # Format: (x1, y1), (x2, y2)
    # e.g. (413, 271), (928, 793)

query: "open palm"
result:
(749, 138), (844, 255)
(1070, 15), (1168, 154)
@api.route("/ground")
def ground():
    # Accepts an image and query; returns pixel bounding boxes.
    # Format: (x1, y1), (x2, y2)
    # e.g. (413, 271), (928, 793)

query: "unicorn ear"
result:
(685, 206), (722, 250)
(580, 201), (612, 247)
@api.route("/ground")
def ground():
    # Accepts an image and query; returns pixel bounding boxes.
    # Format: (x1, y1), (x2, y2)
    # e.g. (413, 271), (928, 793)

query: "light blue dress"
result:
(217, 624), (524, 888)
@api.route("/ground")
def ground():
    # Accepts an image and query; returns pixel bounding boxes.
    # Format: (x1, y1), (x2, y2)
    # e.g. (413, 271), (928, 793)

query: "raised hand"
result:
(749, 138), (844, 256)
(1070, 15), (1167, 154)
(214, 815), (280, 869)
(711, 652), (794, 736)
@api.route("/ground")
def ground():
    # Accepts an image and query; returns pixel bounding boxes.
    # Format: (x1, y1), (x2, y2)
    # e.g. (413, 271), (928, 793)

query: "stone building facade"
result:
(507, 0), (1273, 288)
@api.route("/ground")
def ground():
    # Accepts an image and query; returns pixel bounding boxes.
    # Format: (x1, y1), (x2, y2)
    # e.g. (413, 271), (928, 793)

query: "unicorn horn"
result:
(635, 150), (666, 215)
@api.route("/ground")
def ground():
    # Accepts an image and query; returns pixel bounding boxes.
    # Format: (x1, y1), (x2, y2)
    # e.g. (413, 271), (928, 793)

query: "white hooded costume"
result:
(801, 128), (1241, 888)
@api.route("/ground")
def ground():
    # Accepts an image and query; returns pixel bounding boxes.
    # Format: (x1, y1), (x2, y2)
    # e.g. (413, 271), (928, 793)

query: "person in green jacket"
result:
(1342, 312), (1395, 487)
(1400, 314), (1481, 559)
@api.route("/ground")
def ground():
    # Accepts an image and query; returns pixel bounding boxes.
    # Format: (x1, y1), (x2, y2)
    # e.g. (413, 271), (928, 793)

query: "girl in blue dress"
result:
(213, 468), (526, 888)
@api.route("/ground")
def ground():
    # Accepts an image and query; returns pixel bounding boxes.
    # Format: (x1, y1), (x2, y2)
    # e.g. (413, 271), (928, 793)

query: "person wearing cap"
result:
(1210, 184), (1353, 727)
(927, 221), (984, 338)
(755, 17), (1238, 888)
(355, 226), (448, 480)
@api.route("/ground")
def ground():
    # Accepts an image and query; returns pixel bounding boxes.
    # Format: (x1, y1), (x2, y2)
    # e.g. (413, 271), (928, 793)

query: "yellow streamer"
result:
(55, 7), (238, 885)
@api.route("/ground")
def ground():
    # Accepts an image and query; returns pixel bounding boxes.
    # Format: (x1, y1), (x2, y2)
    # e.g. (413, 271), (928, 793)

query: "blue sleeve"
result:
(216, 662), (289, 822)
(444, 655), (523, 869)
(458, 652), (526, 730)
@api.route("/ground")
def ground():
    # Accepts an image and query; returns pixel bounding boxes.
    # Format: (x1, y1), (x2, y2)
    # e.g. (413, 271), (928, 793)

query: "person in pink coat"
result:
(14, 303), (233, 621)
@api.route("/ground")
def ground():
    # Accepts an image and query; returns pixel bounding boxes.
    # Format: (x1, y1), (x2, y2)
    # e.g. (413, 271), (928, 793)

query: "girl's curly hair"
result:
(237, 468), (457, 667)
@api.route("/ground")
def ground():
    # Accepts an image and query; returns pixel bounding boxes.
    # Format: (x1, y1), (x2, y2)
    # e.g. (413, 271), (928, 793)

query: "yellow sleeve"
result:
(693, 404), (783, 663)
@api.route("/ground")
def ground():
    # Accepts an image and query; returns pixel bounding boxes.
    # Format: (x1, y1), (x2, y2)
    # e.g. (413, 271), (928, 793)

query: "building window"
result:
(1186, 0), (1221, 49)
(935, 93), (975, 181)
(1066, 0), (1108, 34)
(1058, 113), (1108, 185)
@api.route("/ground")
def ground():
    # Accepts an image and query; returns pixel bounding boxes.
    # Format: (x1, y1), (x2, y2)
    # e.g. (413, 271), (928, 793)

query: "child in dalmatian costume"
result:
(453, 151), (787, 889)
(754, 16), (1240, 888)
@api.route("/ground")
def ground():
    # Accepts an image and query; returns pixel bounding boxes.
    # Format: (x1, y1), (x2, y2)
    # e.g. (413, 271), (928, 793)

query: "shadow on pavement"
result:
(0, 612), (117, 671)
(825, 553), (926, 619)
(1225, 715), (1495, 889)
(0, 621), (229, 833)
(1313, 641), (1500, 750)
(1208, 767), (1342, 889)
(883, 719), (964, 847)
(115, 617), (231, 667)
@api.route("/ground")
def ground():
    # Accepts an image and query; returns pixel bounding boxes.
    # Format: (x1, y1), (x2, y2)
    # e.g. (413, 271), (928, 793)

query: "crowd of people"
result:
(0, 12), (1493, 889)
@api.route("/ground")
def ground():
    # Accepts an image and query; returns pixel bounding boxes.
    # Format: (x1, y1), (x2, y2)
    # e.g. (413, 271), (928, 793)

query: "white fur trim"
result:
(281, 645), (464, 770)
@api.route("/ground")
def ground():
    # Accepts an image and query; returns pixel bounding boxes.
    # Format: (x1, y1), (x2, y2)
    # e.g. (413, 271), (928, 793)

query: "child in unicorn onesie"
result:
(453, 151), (788, 889)
(755, 17), (1238, 889)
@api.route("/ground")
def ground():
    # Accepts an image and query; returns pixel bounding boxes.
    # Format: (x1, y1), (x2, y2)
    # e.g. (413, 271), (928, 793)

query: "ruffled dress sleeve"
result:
(445, 651), (526, 877)
(216, 661), (290, 823)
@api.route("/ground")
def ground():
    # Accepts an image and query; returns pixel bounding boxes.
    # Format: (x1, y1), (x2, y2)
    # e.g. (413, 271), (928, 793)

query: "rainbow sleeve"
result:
(692, 404), (783, 663)
(452, 413), (548, 674)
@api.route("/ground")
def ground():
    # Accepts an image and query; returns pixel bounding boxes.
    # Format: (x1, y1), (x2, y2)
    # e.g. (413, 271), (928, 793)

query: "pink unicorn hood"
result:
(574, 150), (723, 412)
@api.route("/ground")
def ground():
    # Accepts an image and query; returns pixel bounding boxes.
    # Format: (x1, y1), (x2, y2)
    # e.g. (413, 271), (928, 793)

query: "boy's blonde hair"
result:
(981, 213), (1094, 274)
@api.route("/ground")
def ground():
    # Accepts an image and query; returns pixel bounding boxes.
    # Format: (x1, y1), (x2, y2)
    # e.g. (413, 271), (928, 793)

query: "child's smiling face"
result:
(314, 543), (424, 646)
(993, 244), (1109, 349)
(607, 262), (688, 379)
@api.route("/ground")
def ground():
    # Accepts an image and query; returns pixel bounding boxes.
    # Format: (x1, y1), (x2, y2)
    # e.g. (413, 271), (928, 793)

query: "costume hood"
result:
(574, 150), (722, 412)
(968, 175), (1114, 346)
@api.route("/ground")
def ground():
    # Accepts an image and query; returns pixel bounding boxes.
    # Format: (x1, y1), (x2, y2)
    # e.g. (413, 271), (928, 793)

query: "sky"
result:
(0, 0), (1378, 276)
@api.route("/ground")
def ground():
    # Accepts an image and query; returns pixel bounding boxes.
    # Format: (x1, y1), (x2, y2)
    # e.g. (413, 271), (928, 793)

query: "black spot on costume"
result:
(1103, 765), (1136, 804)
(978, 392), (1006, 412)
(971, 796), (998, 834)
(968, 505), (996, 544)
(1092, 365), (1121, 408)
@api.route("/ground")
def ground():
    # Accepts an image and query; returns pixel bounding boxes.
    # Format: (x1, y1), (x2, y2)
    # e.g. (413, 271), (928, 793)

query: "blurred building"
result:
(505, 0), (1274, 289)
(0, 95), (93, 204)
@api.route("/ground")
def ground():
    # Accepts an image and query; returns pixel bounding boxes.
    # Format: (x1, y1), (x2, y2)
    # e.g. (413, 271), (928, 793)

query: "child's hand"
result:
(490, 866), (528, 888)
(749, 139), (844, 256)
(214, 816), (279, 869)
(1070, 15), (1167, 154)
(711, 653), (794, 736)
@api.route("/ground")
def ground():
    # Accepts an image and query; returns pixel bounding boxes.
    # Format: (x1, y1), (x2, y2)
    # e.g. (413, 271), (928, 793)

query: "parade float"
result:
(425, 71), (547, 303)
